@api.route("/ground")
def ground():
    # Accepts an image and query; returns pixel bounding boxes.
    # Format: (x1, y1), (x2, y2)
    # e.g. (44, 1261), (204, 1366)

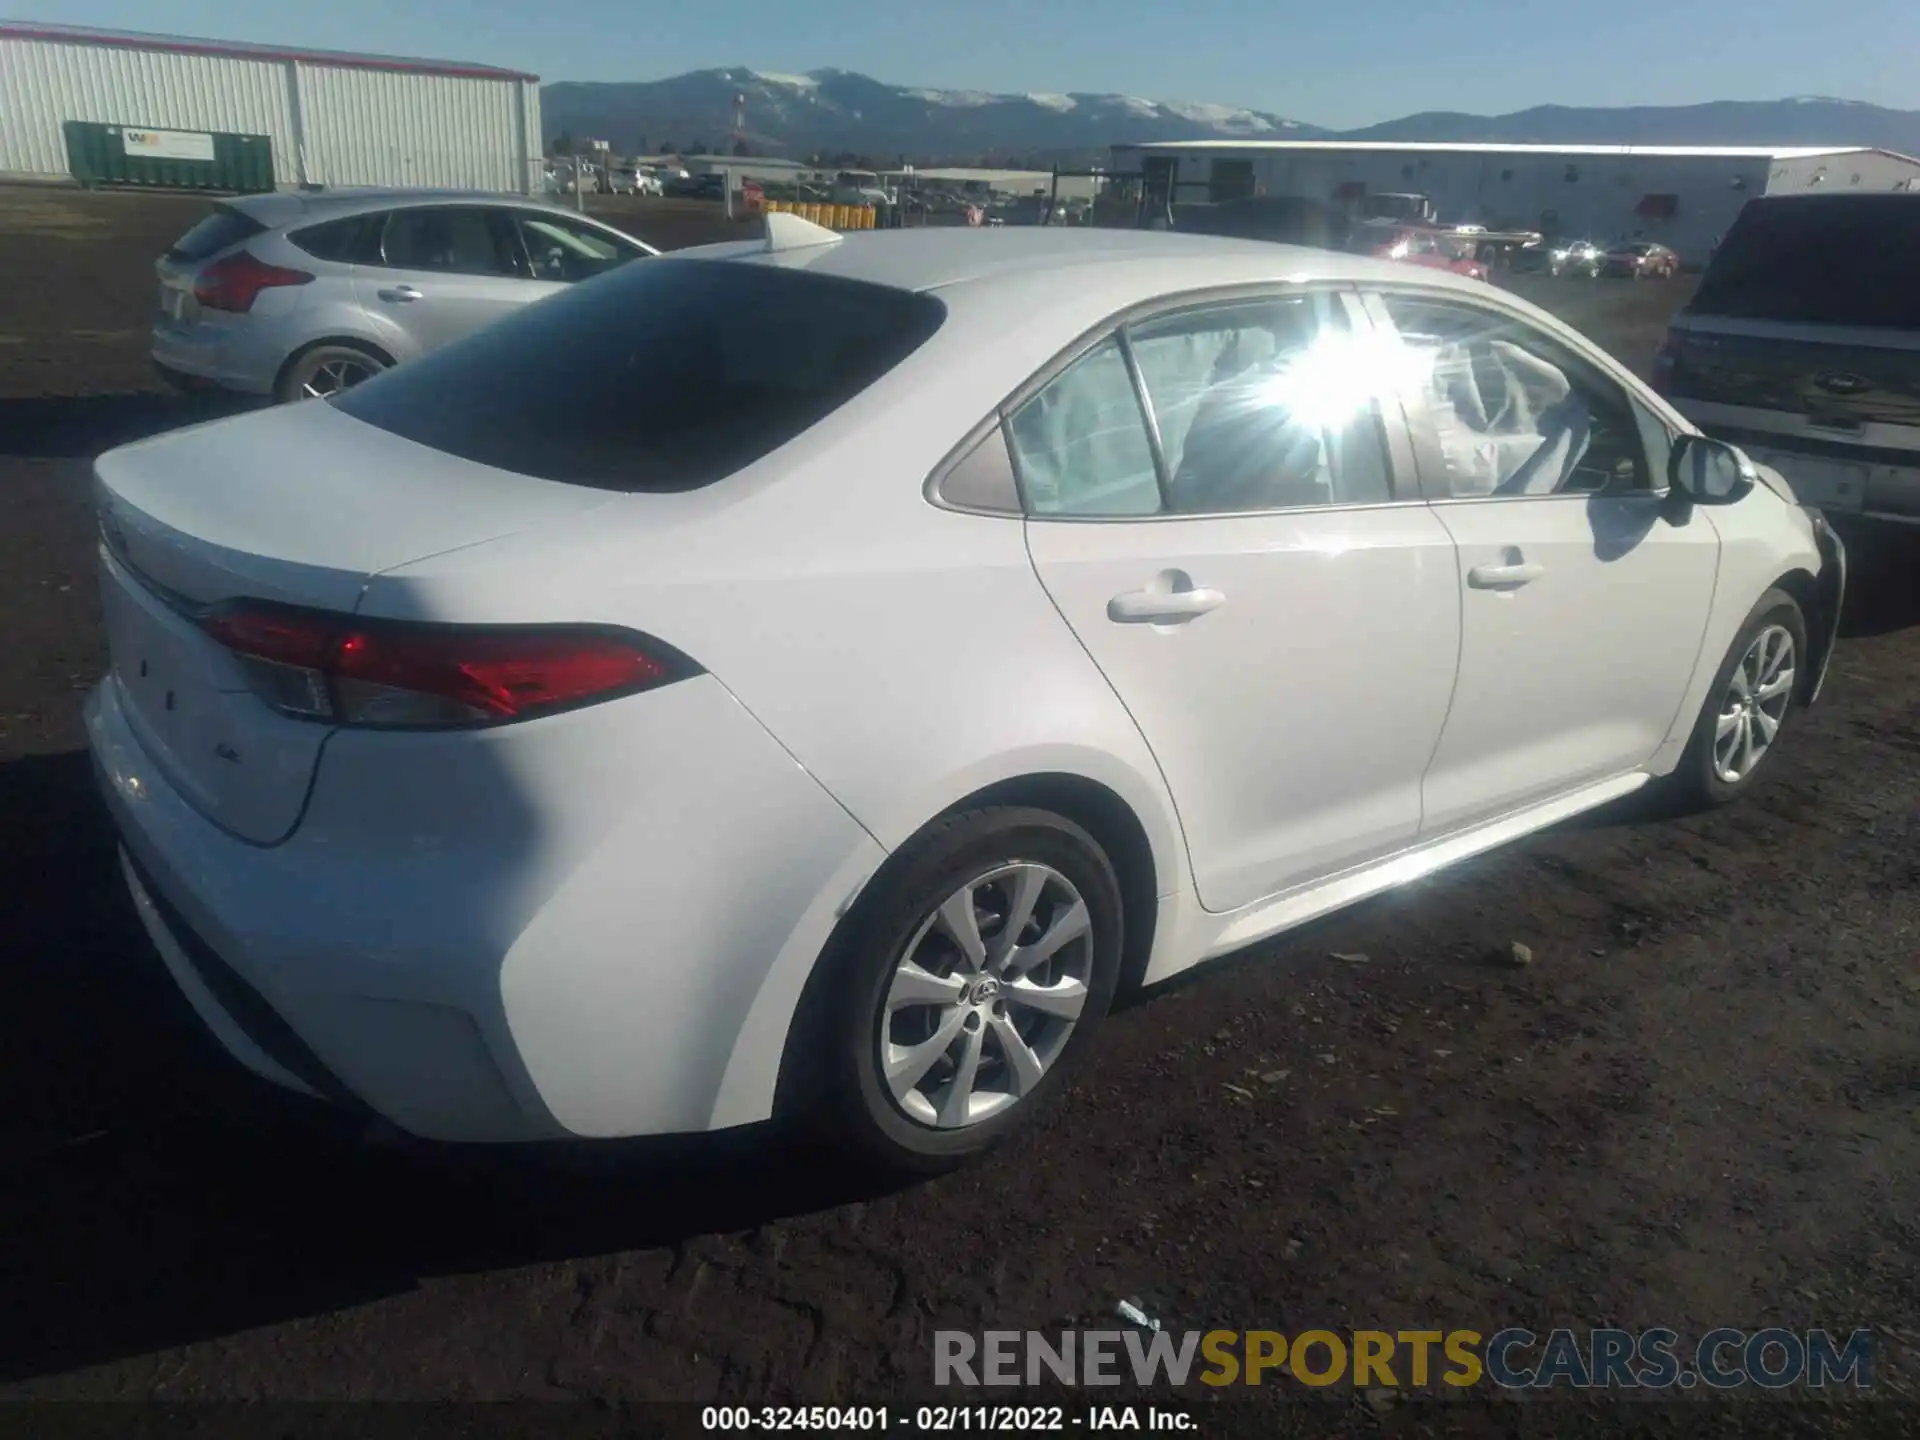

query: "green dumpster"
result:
(64, 121), (275, 194)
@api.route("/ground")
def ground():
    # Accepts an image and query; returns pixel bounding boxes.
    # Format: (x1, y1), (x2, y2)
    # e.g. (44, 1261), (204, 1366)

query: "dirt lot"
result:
(2, 187), (1917, 1427)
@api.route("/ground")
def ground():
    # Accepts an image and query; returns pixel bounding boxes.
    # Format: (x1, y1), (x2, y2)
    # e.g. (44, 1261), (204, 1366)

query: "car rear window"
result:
(167, 205), (267, 262)
(1692, 196), (1920, 329)
(333, 258), (947, 491)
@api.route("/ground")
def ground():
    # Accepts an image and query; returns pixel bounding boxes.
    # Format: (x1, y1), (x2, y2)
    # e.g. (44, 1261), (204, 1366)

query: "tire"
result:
(276, 342), (388, 404)
(800, 806), (1124, 1175)
(1664, 588), (1808, 810)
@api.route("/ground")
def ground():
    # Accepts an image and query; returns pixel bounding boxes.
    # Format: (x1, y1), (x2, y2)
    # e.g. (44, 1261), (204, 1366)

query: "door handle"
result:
(377, 285), (423, 302)
(1467, 560), (1545, 590)
(1107, 585), (1226, 625)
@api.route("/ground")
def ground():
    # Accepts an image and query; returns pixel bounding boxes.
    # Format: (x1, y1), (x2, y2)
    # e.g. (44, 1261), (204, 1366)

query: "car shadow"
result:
(1832, 520), (1920, 638)
(0, 392), (258, 460)
(0, 747), (909, 1383)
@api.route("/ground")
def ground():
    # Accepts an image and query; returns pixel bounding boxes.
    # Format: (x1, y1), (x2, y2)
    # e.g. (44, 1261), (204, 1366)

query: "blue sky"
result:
(22, 0), (1917, 129)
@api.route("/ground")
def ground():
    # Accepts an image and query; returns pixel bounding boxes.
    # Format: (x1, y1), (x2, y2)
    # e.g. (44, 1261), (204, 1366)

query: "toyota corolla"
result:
(88, 219), (1845, 1173)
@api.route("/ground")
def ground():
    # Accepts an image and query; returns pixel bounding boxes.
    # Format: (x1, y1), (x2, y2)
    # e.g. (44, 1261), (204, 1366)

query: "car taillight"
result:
(1651, 329), (1684, 396)
(193, 251), (314, 313)
(199, 602), (698, 728)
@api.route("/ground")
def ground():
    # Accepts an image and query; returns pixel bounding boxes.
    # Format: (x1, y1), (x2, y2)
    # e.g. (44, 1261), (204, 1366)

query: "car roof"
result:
(226, 188), (579, 230)
(675, 226), (1481, 301)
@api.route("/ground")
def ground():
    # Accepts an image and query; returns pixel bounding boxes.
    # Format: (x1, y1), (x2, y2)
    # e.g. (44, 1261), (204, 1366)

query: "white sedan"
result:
(87, 220), (1844, 1173)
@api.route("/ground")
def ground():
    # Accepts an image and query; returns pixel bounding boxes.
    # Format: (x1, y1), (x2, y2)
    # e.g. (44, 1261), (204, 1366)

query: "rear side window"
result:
(289, 213), (384, 263)
(1693, 196), (1920, 329)
(334, 259), (946, 491)
(167, 205), (266, 262)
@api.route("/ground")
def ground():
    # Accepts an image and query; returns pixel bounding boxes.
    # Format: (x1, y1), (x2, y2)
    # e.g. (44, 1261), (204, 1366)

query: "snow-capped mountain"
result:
(541, 68), (1920, 163)
(539, 67), (1325, 160)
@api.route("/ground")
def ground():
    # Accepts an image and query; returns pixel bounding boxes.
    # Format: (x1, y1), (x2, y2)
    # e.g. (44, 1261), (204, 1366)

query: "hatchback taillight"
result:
(194, 251), (314, 313)
(199, 602), (698, 728)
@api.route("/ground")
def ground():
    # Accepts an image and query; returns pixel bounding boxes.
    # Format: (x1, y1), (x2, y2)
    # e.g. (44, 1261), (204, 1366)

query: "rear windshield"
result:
(167, 205), (266, 262)
(333, 258), (947, 491)
(1692, 196), (1920, 329)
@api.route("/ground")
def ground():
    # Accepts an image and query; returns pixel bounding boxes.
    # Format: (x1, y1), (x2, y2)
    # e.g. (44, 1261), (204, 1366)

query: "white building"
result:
(0, 21), (542, 193)
(1109, 140), (1920, 262)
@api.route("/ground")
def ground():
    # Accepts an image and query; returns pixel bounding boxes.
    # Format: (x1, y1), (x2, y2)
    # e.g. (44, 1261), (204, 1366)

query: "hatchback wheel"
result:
(1668, 589), (1807, 808)
(805, 806), (1123, 1174)
(277, 343), (387, 403)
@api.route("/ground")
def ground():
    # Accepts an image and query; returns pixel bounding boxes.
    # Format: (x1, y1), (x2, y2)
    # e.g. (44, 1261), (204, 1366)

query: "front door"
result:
(1364, 289), (1720, 834)
(1018, 290), (1462, 914)
(353, 205), (532, 357)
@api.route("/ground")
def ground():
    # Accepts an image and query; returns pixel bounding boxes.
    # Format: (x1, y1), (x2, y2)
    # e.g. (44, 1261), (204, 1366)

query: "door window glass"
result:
(516, 214), (644, 283)
(1127, 293), (1393, 513)
(1007, 338), (1161, 517)
(1378, 295), (1651, 498)
(379, 207), (520, 277)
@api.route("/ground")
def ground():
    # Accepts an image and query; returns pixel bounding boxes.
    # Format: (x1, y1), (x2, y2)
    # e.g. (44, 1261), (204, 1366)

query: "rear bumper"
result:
(150, 320), (279, 396)
(85, 671), (883, 1144)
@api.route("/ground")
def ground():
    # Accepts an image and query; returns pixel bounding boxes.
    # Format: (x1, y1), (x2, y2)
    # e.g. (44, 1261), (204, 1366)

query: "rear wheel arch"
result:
(771, 771), (1163, 1127)
(273, 336), (397, 402)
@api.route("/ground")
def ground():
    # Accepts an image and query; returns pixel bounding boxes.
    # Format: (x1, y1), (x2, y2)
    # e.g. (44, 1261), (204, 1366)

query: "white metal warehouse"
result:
(1110, 139), (1920, 263)
(0, 21), (542, 193)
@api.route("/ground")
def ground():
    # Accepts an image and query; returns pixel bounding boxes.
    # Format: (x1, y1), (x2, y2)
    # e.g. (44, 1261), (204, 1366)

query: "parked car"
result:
(1602, 241), (1680, 279)
(1511, 238), (1605, 278)
(95, 225), (1843, 1174)
(151, 190), (660, 403)
(1656, 191), (1920, 526)
(607, 166), (661, 196)
(1361, 224), (1490, 281)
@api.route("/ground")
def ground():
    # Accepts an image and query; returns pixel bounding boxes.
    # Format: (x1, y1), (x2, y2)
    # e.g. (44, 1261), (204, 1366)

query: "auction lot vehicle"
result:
(1657, 192), (1920, 526)
(92, 224), (1843, 1173)
(1358, 223), (1490, 281)
(1511, 238), (1606, 278)
(1602, 241), (1680, 279)
(152, 190), (660, 402)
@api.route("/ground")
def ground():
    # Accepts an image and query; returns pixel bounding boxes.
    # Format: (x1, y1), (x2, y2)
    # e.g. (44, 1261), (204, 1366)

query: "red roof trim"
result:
(0, 23), (539, 83)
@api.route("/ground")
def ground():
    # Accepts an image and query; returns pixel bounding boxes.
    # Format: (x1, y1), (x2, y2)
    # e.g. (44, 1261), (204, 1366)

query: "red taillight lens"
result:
(200, 603), (693, 728)
(194, 251), (315, 313)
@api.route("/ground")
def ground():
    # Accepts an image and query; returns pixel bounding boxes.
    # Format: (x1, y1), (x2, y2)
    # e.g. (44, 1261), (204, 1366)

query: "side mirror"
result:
(1668, 433), (1756, 506)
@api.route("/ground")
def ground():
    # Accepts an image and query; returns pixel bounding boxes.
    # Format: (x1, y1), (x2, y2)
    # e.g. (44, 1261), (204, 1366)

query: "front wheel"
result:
(1665, 589), (1807, 809)
(802, 806), (1124, 1175)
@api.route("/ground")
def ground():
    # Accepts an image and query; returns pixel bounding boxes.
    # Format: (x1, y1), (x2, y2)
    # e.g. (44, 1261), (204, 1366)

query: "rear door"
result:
(352, 205), (534, 356)
(1662, 194), (1920, 521)
(1019, 289), (1463, 914)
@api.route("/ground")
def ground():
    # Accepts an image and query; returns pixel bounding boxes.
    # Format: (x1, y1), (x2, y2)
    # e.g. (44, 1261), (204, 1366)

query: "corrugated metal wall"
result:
(1768, 151), (1920, 193)
(294, 64), (525, 190)
(0, 35), (535, 192)
(0, 35), (297, 182)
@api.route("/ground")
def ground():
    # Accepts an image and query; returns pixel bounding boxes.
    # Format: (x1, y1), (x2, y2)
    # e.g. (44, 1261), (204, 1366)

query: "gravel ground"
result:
(1, 188), (1916, 1427)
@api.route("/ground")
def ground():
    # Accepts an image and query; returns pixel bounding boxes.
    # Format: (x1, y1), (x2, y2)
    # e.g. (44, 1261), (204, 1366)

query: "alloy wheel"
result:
(1713, 624), (1796, 784)
(301, 356), (377, 398)
(879, 863), (1094, 1129)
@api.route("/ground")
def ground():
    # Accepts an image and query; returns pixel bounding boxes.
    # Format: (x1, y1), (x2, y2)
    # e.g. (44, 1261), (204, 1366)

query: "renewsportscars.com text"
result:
(934, 1327), (1876, 1390)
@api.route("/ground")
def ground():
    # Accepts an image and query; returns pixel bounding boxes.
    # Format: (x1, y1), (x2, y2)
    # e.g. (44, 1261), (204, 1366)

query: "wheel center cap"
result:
(969, 977), (1002, 1005)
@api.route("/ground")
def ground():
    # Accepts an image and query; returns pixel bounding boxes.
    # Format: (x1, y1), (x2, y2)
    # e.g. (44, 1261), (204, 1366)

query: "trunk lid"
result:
(94, 401), (618, 843)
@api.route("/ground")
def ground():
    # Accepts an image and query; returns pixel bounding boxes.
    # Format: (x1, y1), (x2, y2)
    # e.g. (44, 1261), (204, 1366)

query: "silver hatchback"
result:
(152, 189), (660, 402)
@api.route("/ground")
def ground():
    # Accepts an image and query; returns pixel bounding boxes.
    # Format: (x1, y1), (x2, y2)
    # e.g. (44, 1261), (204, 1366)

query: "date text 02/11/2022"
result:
(699, 1405), (1196, 1431)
